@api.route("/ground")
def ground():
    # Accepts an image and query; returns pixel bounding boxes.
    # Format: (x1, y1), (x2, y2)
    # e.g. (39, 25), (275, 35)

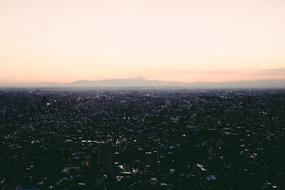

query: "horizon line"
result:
(0, 77), (285, 88)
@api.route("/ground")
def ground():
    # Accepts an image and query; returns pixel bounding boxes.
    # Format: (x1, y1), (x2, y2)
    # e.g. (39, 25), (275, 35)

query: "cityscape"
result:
(0, 89), (284, 189)
(1, 0), (285, 189)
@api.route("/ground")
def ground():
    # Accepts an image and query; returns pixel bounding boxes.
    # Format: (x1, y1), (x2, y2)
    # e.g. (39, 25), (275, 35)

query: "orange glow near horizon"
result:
(1, 0), (285, 84)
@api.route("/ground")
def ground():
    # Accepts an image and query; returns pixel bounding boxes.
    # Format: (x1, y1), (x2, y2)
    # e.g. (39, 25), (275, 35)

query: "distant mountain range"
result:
(190, 79), (285, 89)
(39, 77), (285, 89)
(67, 77), (186, 88)
(1, 77), (285, 88)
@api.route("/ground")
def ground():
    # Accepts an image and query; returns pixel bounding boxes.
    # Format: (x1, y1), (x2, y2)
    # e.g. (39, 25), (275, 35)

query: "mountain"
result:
(66, 78), (285, 88)
(191, 79), (285, 89)
(0, 77), (284, 88)
(68, 77), (187, 88)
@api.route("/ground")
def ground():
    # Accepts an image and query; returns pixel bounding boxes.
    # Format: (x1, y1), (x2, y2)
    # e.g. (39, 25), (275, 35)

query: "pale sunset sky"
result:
(0, 0), (285, 84)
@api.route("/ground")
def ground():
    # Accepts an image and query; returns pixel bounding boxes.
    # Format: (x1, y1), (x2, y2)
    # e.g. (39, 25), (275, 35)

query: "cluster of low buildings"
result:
(0, 89), (284, 189)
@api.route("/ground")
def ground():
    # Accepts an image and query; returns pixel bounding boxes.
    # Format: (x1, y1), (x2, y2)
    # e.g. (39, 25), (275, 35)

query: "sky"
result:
(0, 0), (285, 84)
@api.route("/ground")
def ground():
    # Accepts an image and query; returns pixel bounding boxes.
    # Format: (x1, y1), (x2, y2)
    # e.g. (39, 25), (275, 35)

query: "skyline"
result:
(1, 0), (285, 84)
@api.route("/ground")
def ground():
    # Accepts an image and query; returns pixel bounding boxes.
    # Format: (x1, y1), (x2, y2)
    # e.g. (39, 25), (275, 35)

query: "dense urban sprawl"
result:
(0, 89), (284, 190)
